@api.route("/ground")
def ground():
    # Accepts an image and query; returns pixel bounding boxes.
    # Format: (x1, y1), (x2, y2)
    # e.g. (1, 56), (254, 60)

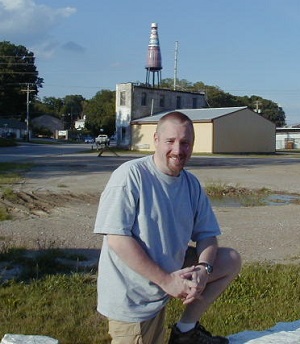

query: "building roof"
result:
(131, 106), (248, 123)
(31, 115), (64, 132)
(276, 127), (300, 132)
(0, 118), (26, 129)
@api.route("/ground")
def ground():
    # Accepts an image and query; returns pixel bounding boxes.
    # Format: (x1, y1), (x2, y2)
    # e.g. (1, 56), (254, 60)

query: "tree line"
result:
(160, 78), (286, 127)
(1, 41), (286, 138)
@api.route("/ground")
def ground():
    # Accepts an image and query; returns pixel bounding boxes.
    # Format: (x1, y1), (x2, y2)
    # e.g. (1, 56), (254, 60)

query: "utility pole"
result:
(21, 83), (35, 142)
(254, 100), (261, 114)
(173, 41), (179, 90)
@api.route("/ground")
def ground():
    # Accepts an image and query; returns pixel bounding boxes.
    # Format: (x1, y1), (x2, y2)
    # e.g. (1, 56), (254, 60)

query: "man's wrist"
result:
(197, 262), (214, 274)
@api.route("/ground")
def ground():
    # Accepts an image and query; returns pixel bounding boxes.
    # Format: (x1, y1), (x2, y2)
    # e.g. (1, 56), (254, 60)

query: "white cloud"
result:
(0, 0), (76, 43)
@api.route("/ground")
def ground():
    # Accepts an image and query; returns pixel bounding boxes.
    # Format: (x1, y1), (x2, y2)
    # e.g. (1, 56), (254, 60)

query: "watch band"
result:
(198, 262), (214, 274)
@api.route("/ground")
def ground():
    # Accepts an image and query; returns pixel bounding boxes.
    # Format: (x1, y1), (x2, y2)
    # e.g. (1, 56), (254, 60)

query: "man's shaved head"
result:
(156, 111), (194, 140)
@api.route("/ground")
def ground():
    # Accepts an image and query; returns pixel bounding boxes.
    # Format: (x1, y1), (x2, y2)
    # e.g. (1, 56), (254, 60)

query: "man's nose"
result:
(172, 141), (182, 154)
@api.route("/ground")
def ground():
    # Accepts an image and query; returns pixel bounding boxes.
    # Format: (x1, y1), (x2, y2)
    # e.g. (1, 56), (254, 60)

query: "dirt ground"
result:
(1, 152), (300, 266)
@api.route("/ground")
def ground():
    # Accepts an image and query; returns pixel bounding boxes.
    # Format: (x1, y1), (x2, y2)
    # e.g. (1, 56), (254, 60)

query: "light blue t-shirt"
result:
(94, 155), (221, 322)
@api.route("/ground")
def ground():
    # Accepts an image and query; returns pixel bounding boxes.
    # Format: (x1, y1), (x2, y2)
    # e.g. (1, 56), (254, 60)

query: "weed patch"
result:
(0, 206), (11, 221)
(205, 181), (272, 207)
(0, 162), (33, 189)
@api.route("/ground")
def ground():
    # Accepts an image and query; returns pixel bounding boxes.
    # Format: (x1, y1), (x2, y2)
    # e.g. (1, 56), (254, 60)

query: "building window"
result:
(176, 96), (181, 109)
(141, 92), (147, 106)
(159, 95), (165, 107)
(192, 98), (197, 109)
(120, 91), (126, 106)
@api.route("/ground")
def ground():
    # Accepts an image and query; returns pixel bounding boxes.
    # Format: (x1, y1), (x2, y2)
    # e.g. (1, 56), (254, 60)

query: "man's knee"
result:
(216, 247), (242, 277)
(183, 245), (242, 277)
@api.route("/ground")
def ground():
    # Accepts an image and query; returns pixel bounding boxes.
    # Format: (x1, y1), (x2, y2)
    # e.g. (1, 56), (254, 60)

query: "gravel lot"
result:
(1, 151), (300, 266)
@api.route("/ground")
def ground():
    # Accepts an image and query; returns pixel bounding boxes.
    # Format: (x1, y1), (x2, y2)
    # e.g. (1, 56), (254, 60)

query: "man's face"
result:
(153, 120), (194, 176)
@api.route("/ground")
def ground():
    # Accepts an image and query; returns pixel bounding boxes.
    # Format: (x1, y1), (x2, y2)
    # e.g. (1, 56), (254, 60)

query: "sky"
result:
(1, 0), (300, 125)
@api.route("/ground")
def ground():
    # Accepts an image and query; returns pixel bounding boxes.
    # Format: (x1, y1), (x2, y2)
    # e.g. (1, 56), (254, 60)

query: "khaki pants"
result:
(108, 307), (166, 344)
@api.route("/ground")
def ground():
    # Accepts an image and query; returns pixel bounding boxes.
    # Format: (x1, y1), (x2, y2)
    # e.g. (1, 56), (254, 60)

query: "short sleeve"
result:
(94, 164), (140, 235)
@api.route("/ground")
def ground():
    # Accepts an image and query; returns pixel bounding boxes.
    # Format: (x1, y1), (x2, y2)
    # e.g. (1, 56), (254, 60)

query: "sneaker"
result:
(168, 322), (229, 344)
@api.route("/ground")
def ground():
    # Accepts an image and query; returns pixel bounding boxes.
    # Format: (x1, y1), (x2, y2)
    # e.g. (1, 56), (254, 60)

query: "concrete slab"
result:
(0, 334), (59, 344)
(229, 320), (300, 343)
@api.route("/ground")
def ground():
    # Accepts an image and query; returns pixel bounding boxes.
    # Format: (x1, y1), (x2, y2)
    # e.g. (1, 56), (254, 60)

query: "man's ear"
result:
(154, 132), (158, 145)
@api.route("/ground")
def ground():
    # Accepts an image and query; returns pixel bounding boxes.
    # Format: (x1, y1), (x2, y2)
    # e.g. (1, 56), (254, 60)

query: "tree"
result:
(247, 96), (286, 127)
(0, 41), (43, 118)
(33, 97), (64, 118)
(60, 95), (85, 129)
(160, 78), (286, 127)
(83, 90), (116, 136)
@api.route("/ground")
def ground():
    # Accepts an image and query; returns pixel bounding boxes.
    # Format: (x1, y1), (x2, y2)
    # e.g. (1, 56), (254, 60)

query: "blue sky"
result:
(1, 0), (300, 125)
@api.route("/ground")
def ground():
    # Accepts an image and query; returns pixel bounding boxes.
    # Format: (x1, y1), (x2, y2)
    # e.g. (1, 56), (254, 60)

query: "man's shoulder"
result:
(118, 155), (151, 172)
(111, 156), (151, 180)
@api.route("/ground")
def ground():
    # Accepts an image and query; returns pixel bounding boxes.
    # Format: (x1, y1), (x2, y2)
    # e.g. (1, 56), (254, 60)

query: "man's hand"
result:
(181, 265), (209, 305)
(159, 266), (198, 299)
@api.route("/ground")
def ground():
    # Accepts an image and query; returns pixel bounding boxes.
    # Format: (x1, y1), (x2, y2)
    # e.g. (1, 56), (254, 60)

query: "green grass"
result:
(0, 162), (34, 221)
(0, 262), (300, 343)
(0, 137), (17, 147)
(0, 163), (34, 220)
(0, 206), (11, 221)
(0, 162), (33, 186)
(0, 162), (33, 173)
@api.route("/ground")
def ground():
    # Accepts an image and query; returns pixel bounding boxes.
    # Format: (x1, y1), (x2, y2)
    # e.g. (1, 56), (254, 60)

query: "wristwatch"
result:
(198, 262), (214, 275)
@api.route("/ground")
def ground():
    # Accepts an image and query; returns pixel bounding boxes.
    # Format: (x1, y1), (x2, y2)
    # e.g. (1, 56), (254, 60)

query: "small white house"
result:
(0, 118), (27, 139)
(75, 116), (86, 130)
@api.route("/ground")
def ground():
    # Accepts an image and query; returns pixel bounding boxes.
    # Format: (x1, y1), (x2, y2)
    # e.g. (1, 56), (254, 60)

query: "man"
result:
(94, 111), (241, 344)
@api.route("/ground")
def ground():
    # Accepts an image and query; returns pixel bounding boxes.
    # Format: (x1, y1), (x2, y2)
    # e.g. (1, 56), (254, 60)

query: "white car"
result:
(95, 134), (110, 146)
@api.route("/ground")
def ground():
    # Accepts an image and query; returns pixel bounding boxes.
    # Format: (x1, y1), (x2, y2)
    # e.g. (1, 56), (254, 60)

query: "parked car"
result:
(84, 136), (94, 143)
(95, 134), (110, 146)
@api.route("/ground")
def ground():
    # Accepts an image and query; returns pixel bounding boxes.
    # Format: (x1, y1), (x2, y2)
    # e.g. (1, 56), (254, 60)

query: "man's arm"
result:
(196, 236), (218, 266)
(107, 234), (196, 299)
(183, 236), (219, 304)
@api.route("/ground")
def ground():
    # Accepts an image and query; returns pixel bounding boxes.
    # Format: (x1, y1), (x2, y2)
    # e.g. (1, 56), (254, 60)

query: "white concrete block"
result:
(0, 334), (59, 344)
(229, 320), (300, 343)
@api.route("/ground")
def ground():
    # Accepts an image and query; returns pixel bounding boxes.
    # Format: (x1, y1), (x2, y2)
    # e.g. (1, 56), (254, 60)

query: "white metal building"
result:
(131, 107), (276, 154)
(276, 128), (300, 149)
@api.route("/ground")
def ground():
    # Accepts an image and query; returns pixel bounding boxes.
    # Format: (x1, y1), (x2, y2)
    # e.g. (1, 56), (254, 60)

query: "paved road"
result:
(0, 142), (93, 163)
(2, 142), (300, 167)
(3, 142), (298, 197)
(2, 143), (300, 194)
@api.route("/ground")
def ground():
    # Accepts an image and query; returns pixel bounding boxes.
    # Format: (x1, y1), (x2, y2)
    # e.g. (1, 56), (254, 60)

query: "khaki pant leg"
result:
(108, 308), (166, 344)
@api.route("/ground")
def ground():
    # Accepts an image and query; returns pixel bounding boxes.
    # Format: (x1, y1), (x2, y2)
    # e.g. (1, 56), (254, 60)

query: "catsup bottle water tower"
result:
(145, 22), (162, 87)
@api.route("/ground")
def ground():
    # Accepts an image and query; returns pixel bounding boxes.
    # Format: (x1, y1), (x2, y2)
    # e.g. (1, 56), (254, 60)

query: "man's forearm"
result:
(196, 236), (218, 265)
(107, 234), (171, 287)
